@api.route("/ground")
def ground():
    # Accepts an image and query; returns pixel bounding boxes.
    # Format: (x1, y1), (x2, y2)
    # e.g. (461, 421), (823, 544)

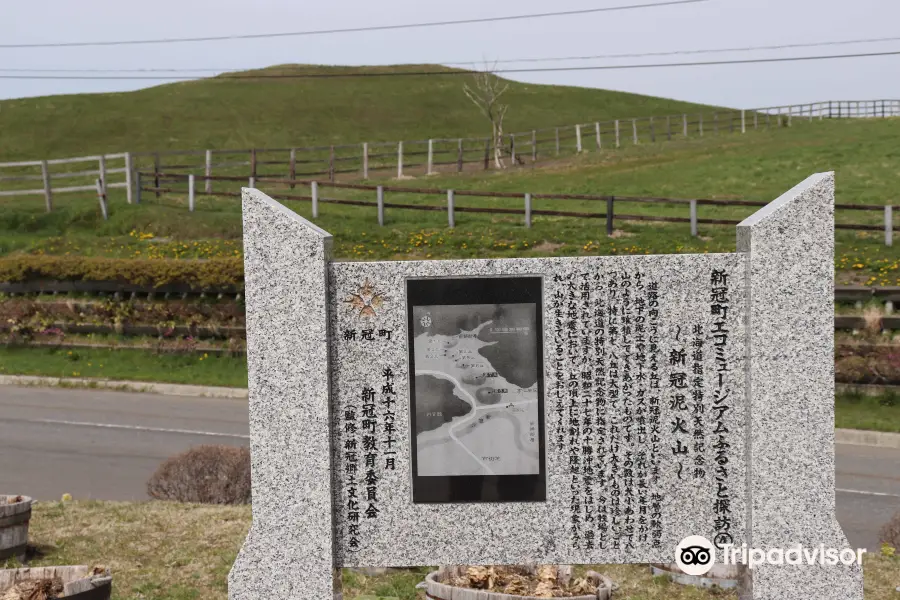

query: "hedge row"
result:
(0, 255), (244, 289)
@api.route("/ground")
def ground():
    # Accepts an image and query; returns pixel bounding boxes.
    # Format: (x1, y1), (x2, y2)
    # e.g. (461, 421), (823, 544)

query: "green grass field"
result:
(0, 64), (721, 162)
(3, 116), (899, 284)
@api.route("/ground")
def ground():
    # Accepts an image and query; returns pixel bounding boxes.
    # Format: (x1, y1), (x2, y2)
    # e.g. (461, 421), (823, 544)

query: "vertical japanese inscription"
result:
(361, 386), (380, 520)
(566, 275), (581, 548)
(710, 269), (733, 548)
(593, 272), (608, 550)
(382, 368), (398, 472)
(558, 261), (739, 555)
(647, 281), (663, 549)
(344, 393), (361, 552)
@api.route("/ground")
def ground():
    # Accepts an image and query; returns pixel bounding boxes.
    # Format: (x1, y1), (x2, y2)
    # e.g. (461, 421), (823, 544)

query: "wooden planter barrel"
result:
(424, 570), (614, 600)
(0, 496), (32, 563)
(650, 563), (745, 589)
(0, 566), (112, 599)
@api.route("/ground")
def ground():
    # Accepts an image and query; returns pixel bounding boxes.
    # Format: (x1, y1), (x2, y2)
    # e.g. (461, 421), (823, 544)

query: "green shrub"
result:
(0, 255), (243, 289)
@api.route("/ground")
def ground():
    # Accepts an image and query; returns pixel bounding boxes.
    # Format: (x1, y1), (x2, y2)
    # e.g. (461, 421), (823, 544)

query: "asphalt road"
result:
(1, 386), (897, 551)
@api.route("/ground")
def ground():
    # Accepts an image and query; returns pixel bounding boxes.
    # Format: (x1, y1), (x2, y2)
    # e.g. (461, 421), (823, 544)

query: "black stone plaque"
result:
(406, 276), (546, 503)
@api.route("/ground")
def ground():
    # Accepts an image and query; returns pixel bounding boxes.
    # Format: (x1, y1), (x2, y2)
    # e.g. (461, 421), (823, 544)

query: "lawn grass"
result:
(6, 501), (898, 600)
(2, 345), (899, 433)
(3, 118), (900, 285)
(0, 64), (721, 162)
(0, 346), (247, 388)
(835, 390), (900, 433)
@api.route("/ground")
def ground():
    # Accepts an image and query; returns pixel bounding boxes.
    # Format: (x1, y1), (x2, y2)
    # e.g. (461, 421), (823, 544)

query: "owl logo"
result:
(344, 278), (385, 319)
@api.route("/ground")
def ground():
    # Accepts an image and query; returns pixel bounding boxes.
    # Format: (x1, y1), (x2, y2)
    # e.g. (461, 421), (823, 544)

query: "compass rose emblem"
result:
(344, 278), (385, 319)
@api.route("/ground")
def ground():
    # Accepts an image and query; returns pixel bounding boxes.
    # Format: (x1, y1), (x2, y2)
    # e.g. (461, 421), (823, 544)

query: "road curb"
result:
(835, 427), (900, 449)
(0, 375), (248, 399)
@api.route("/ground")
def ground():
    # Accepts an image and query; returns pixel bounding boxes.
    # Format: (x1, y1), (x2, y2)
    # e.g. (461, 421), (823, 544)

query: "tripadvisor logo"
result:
(675, 535), (867, 574)
(675, 535), (716, 576)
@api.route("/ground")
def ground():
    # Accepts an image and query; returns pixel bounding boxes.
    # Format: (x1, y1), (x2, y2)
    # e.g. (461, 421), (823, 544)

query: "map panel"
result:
(411, 303), (540, 476)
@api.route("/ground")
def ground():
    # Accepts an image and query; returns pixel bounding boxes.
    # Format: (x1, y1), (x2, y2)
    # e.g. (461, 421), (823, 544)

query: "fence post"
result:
(606, 196), (614, 236)
(397, 142), (404, 178)
(95, 179), (108, 220)
(124, 152), (134, 204)
(524, 193), (532, 228)
(632, 119), (638, 144)
(329, 146), (335, 182)
(290, 148), (297, 189)
(205, 149), (212, 193)
(457, 139), (464, 172)
(311, 181), (319, 219)
(531, 131), (537, 162)
(615, 120), (620, 148)
(699, 114), (704, 136)
(40, 160), (52, 212)
(741, 109), (746, 133)
(427, 139), (434, 175)
(690, 199), (697, 236)
(135, 172), (142, 204)
(249, 175), (256, 188)
(98, 155), (107, 195)
(682, 114), (688, 137)
(754, 112), (758, 129)
(447, 189), (455, 228)
(595, 122), (602, 149)
(153, 152), (161, 200)
(555, 128), (560, 155)
(510, 134), (517, 165)
(250, 149), (257, 184)
(576, 124), (583, 153)
(649, 117), (655, 142)
(886, 205), (893, 247)
(808, 104), (813, 122)
(361, 143), (368, 180)
(377, 185), (384, 226)
(188, 174), (195, 212)
(666, 115), (671, 141)
(483, 140), (490, 170)
(787, 108), (792, 127)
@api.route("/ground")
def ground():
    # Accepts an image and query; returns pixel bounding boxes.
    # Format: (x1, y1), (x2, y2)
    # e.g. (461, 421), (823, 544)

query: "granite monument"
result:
(229, 172), (862, 600)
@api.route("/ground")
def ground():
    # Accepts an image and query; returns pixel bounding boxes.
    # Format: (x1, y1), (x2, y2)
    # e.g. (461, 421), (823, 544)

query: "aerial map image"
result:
(411, 303), (542, 477)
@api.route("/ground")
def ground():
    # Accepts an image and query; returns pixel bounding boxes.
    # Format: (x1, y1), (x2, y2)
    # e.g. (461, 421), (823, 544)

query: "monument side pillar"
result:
(230, 188), (336, 600)
(736, 172), (863, 600)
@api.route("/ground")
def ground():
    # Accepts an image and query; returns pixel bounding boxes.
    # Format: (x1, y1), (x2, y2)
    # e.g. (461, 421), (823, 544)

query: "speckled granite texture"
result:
(233, 180), (858, 600)
(737, 172), (863, 600)
(229, 188), (336, 600)
(330, 254), (747, 566)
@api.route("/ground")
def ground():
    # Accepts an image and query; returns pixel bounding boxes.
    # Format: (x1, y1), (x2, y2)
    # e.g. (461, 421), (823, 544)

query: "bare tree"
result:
(463, 63), (509, 169)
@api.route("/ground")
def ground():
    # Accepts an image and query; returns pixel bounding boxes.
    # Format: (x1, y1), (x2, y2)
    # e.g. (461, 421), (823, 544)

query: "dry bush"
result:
(147, 445), (251, 504)
(879, 510), (900, 548)
(863, 306), (883, 335)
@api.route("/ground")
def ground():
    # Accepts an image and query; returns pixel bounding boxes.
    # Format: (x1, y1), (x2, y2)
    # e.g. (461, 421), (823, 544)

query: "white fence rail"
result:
(0, 99), (897, 210)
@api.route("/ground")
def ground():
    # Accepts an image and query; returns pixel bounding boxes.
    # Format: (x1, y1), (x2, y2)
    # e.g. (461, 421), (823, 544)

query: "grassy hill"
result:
(2, 116), (898, 285)
(0, 64), (722, 160)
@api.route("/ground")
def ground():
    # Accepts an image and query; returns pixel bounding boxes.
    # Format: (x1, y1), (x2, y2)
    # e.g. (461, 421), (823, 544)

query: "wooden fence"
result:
(0, 153), (132, 209)
(137, 172), (900, 245)
(129, 100), (900, 184)
(1, 100), (896, 207)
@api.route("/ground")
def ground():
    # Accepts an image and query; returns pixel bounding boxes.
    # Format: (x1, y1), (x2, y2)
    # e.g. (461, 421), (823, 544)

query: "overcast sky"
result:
(2, 0), (899, 107)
